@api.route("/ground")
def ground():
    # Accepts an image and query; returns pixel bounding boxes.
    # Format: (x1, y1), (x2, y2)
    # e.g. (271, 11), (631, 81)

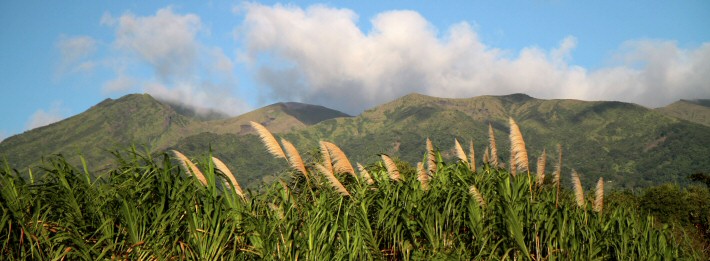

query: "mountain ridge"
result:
(2, 92), (709, 190)
(0, 93), (350, 171)
(167, 92), (710, 189)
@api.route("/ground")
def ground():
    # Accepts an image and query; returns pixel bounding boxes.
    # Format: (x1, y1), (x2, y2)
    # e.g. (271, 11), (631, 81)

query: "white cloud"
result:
(112, 7), (201, 80)
(26, 102), (68, 130)
(239, 4), (710, 114)
(55, 35), (98, 76)
(144, 81), (249, 115)
(0, 131), (6, 142)
(101, 7), (250, 115)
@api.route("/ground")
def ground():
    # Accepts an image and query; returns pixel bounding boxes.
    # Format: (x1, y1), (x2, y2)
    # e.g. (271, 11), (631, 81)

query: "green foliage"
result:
(603, 181), (710, 256)
(639, 184), (690, 224)
(1, 148), (702, 260)
(636, 183), (710, 227)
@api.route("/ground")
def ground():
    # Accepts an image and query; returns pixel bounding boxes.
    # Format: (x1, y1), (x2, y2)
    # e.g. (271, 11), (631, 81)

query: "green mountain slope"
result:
(656, 99), (710, 127)
(0, 94), (199, 170)
(0, 94), (350, 172)
(176, 93), (710, 189)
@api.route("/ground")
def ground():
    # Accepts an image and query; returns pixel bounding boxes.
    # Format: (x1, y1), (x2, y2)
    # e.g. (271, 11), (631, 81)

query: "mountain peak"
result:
(90, 93), (162, 110)
(498, 93), (535, 103)
(275, 102), (351, 125)
(90, 93), (156, 109)
(0, 92), (199, 171)
(112, 93), (157, 104)
(398, 92), (440, 102)
(657, 99), (710, 127)
(401, 92), (432, 98)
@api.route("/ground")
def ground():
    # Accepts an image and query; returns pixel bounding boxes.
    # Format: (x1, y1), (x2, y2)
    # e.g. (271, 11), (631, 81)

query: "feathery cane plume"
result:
(319, 141), (334, 175)
(469, 140), (476, 173)
(454, 139), (468, 164)
(172, 150), (207, 186)
(323, 141), (356, 178)
(554, 144), (563, 208)
(316, 163), (350, 196)
(488, 124), (499, 168)
(281, 139), (309, 181)
(357, 163), (375, 185)
(572, 170), (585, 208)
(469, 185), (487, 208)
(594, 177), (604, 213)
(536, 149), (547, 187)
(417, 162), (429, 190)
(250, 121), (286, 159)
(509, 118), (529, 173)
(381, 154), (401, 181)
(483, 146), (490, 165)
(212, 157), (246, 200)
(426, 138), (437, 175)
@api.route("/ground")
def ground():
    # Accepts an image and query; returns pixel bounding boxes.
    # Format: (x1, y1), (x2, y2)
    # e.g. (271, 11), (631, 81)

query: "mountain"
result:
(3, 92), (709, 190)
(0, 94), (196, 171)
(656, 99), (710, 127)
(175, 93), (710, 189)
(0, 94), (349, 172)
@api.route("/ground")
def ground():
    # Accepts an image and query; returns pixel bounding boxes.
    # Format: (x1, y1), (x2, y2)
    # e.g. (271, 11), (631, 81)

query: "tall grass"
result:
(0, 122), (702, 260)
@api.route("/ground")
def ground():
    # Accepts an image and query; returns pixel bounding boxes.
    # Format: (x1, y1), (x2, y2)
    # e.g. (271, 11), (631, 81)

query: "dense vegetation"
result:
(1, 121), (705, 260)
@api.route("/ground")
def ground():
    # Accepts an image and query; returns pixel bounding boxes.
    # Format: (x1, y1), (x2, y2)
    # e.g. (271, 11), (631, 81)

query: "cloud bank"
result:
(240, 4), (710, 114)
(101, 7), (249, 115)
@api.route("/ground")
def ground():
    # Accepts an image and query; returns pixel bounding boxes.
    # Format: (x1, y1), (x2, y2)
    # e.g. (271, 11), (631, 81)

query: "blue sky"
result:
(1, 1), (709, 141)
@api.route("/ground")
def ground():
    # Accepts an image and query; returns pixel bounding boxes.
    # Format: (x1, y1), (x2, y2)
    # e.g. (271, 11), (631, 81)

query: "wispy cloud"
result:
(239, 4), (710, 114)
(101, 7), (249, 115)
(55, 35), (98, 77)
(26, 102), (68, 130)
(102, 73), (136, 92)
(0, 130), (7, 142)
